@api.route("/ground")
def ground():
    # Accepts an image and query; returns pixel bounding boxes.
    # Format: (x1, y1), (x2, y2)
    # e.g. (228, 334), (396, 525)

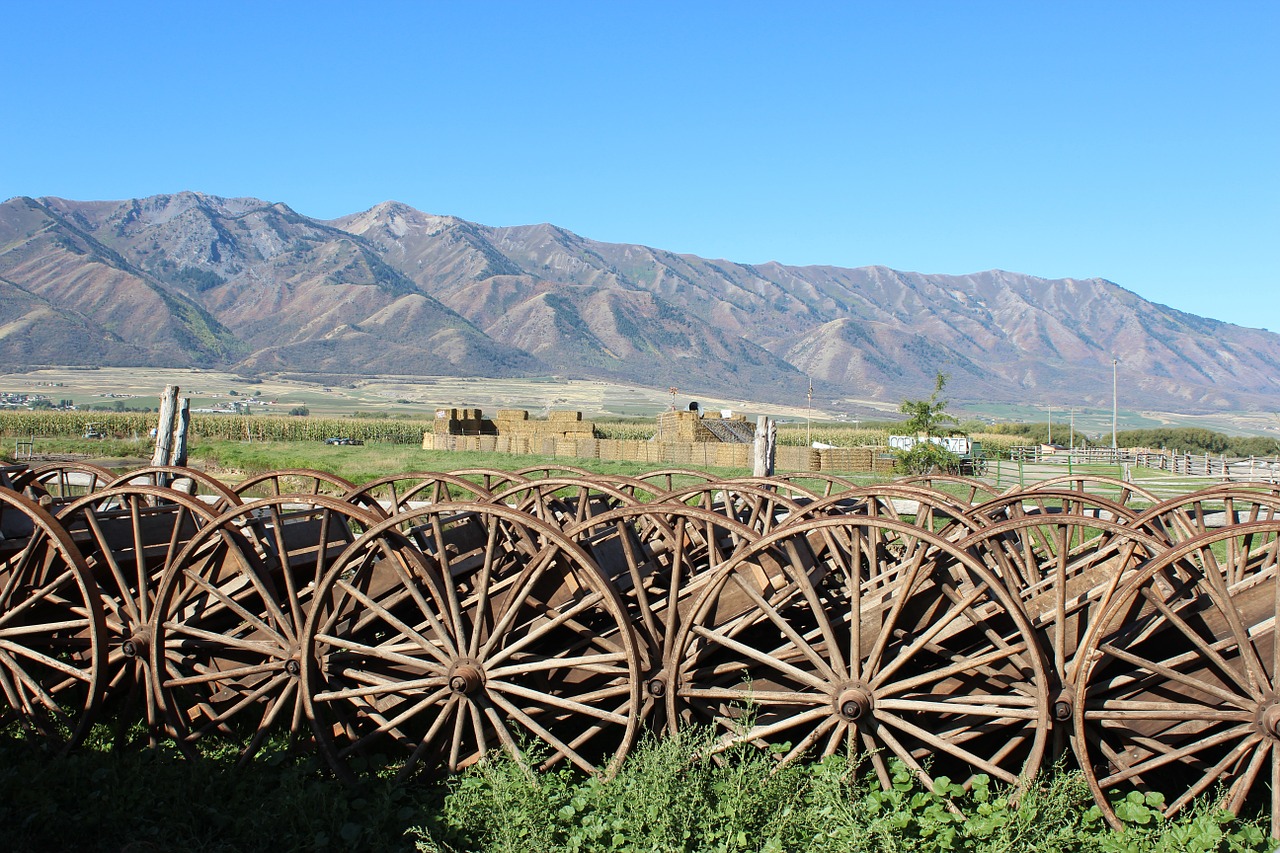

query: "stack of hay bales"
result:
(432, 408), (491, 436)
(420, 405), (890, 475)
(776, 446), (818, 472)
(656, 410), (721, 443)
(425, 407), (596, 453)
(815, 446), (895, 474)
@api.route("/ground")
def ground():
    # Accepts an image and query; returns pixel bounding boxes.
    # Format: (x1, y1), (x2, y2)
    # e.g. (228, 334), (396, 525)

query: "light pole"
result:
(806, 377), (813, 446)
(1047, 402), (1052, 446)
(1111, 358), (1119, 454)
(1069, 407), (1075, 452)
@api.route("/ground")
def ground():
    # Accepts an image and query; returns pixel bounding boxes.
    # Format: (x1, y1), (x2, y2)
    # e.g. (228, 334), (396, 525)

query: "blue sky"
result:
(4, 2), (1276, 330)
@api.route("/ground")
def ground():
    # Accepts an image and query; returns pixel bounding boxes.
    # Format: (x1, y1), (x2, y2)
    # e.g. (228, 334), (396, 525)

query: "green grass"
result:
(183, 439), (758, 487)
(0, 726), (1271, 852)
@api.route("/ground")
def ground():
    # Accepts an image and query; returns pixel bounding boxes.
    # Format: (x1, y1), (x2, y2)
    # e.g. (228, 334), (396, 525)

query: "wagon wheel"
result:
(232, 468), (357, 500)
(106, 465), (242, 514)
(56, 486), (222, 743)
(784, 484), (983, 540)
(1132, 486), (1280, 546)
(1027, 474), (1159, 510)
(489, 477), (642, 531)
(957, 515), (1165, 755)
(445, 468), (531, 493)
(303, 502), (643, 782)
(564, 505), (760, 731)
(721, 477), (822, 503)
(634, 469), (719, 493)
(514, 465), (596, 480)
(768, 472), (860, 498)
(0, 488), (106, 746)
(659, 483), (804, 536)
(0, 464), (30, 490)
(149, 496), (381, 762)
(897, 474), (1003, 506)
(14, 462), (115, 507)
(581, 475), (665, 504)
(1072, 520), (1280, 835)
(344, 472), (495, 519)
(672, 515), (1050, 794)
(971, 488), (1136, 529)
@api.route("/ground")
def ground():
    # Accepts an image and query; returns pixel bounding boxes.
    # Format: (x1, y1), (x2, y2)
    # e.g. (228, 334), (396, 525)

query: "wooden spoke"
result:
(1133, 487), (1280, 551)
(1027, 475), (1159, 510)
(785, 484), (982, 542)
(232, 469), (356, 500)
(19, 462), (115, 508)
(659, 484), (803, 536)
(490, 478), (641, 532)
(344, 472), (495, 519)
(105, 466), (242, 514)
(633, 469), (718, 493)
(958, 516), (1164, 693)
(897, 474), (1002, 506)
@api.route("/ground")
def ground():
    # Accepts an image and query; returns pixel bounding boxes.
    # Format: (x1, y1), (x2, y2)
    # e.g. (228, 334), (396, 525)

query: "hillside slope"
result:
(2, 192), (1276, 412)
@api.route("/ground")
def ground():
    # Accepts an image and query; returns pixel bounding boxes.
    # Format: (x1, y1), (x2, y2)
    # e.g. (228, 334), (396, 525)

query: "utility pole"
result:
(1069, 407), (1075, 452)
(1112, 358), (1119, 454)
(806, 377), (813, 446)
(1047, 402), (1052, 446)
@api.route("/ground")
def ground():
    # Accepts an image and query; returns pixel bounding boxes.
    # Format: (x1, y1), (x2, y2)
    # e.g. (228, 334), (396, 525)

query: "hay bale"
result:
(777, 446), (818, 472)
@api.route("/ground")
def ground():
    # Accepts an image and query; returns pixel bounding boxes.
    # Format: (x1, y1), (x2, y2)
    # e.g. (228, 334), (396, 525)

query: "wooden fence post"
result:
(152, 385), (179, 467)
(754, 416), (775, 477)
(172, 397), (191, 467)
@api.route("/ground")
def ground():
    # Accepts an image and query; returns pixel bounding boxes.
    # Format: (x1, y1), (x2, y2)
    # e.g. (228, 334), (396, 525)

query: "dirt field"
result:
(0, 367), (858, 422)
(2, 366), (1274, 439)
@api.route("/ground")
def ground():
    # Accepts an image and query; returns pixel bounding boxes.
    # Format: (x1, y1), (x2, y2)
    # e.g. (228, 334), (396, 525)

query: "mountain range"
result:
(1, 191), (1276, 412)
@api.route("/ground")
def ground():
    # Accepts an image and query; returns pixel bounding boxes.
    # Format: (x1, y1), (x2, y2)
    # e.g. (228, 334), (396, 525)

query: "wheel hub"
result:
(1259, 701), (1280, 740)
(1053, 687), (1075, 722)
(449, 660), (485, 695)
(121, 626), (151, 660)
(835, 684), (874, 722)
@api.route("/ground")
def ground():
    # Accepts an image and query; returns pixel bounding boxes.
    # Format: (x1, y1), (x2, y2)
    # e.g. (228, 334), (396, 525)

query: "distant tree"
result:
(896, 373), (963, 475)
(289, 406), (310, 417)
(899, 373), (959, 439)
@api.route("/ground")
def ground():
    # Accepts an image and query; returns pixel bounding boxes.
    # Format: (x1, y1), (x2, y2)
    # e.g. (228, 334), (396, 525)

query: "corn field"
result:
(0, 411), (428, 445)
